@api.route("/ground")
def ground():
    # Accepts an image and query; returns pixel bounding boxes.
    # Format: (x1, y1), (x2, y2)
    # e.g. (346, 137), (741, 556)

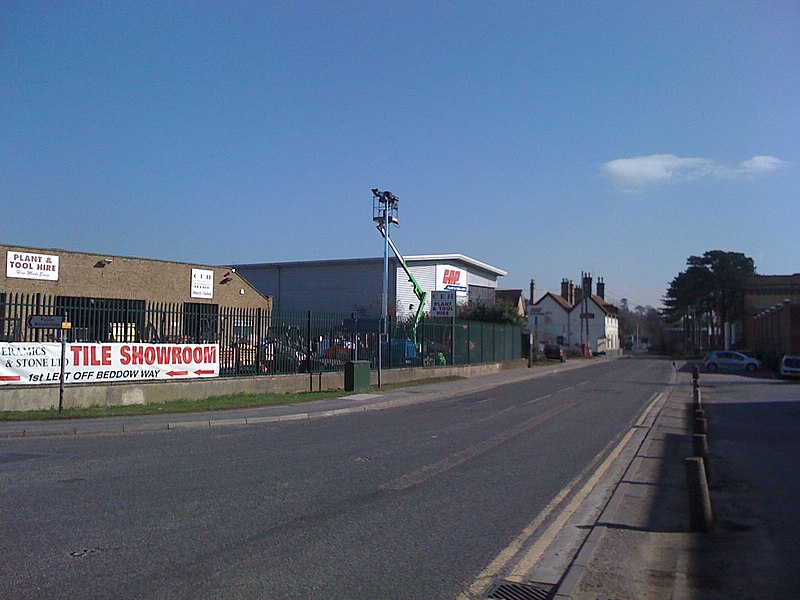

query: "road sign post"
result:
(431, 291), (457, 364)
(59, 312), (69, 412)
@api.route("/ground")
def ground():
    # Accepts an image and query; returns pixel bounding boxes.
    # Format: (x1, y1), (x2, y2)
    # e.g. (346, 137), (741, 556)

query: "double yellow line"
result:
(458, 391), (663, 598)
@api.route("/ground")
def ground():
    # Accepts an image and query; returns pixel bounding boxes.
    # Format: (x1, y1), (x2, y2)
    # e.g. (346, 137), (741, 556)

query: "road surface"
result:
(1, 357), (675, 599)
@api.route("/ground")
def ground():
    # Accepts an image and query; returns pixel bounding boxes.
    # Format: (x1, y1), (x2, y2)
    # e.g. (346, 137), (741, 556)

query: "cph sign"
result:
(6, 251), (60, 281)
(430, 290), (456, 318)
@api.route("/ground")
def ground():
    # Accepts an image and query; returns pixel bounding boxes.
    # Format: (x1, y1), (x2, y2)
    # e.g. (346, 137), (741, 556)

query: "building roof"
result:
(535, 291), (618, 318)
(232, 254), (508, 277)
(3, 243), (230, 272)
(495, 289), (524, 303)
(535, 292), (572, 311)
(405, 254), (507, 277)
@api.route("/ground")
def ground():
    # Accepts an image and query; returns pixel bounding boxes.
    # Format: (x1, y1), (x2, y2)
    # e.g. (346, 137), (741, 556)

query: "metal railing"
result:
(0, 292), (521, 377)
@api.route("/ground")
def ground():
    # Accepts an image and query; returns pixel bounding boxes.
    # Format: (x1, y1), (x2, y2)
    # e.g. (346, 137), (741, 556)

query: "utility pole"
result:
(529, 279), (538, 365)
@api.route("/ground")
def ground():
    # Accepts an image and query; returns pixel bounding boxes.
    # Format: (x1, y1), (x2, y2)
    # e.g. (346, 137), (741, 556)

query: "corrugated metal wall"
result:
(396, 264), (436, 317)
(235, 256), (504, 318)
(234, 261), (388, 316)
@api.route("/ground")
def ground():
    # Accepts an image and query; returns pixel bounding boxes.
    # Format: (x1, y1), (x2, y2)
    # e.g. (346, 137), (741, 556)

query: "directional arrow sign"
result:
(26, 315), (64, 329)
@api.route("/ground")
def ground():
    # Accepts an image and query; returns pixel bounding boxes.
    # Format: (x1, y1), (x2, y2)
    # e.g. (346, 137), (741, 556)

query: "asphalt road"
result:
(0, 358), (675, 599)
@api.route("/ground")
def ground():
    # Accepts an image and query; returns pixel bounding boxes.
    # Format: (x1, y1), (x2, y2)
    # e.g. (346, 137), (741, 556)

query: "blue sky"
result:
(2, 1), (798, 308)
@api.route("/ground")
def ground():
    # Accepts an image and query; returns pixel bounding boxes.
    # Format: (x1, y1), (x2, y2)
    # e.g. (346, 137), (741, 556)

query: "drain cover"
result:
(487, 579), (554, 600)
(70, 546), (105, 558)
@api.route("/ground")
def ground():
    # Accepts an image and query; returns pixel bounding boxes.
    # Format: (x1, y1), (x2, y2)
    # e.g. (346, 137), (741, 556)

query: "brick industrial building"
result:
(2, 244), (271, 343)
(743, 273), (800, 361)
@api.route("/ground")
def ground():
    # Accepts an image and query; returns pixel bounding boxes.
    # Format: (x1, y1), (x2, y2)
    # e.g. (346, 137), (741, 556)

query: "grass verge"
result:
(0, 376), (464, 422)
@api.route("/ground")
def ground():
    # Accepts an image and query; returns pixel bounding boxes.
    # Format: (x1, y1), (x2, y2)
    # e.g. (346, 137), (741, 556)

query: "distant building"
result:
(495, 289), (527, 319)
(231, 254), (507, 317)
(528, 275), (620, 356)
(743, 274), (800, 361)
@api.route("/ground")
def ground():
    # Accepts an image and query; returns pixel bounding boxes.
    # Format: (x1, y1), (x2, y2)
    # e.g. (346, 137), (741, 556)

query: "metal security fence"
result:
(416, 318), (521, 367)
(0, 292), (521, 377)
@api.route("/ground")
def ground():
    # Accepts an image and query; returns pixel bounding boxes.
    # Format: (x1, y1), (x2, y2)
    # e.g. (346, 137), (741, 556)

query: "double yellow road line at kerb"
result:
(458, 391), (664, 599)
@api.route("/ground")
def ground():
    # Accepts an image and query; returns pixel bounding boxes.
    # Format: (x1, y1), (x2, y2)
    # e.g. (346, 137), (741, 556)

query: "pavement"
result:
(2, 359), (798, 599)
(553, 364), (800, 600)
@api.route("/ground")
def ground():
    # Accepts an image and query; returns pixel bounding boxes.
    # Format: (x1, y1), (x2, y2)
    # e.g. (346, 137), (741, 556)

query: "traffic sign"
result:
(26, 315), (64, 329)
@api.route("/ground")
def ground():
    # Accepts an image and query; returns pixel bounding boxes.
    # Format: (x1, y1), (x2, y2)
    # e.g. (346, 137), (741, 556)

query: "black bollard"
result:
(692, 433), (711, 484)
(685, 457), (713, 532)
(694, 416), (708, 435)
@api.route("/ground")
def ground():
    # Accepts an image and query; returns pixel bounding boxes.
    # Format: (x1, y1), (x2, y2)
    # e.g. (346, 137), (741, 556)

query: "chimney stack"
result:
(582, 272), (593, 298)
(561, 278), (570, 301)
(597, 277), (605, 300)
(530, 279), (536, 304)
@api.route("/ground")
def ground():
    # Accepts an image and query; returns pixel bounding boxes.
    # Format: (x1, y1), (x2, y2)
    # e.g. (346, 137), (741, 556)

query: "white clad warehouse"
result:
(230, 255), (507, 317)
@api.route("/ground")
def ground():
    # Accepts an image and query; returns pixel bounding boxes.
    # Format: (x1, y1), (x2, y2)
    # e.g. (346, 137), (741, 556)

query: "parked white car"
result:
(779, 355), (800, 379)
(701, 351), (761, 373)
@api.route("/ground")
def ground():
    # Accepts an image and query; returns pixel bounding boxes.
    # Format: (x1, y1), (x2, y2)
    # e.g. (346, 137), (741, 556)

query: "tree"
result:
(457, 300), (525, 327)
(619, 304), (664, 352)
(694, 250), (755, 326)
(662, 250), (756, 350)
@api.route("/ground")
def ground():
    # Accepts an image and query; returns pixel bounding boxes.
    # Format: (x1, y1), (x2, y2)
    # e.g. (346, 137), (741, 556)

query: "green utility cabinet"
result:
(344, 360), (371, 392)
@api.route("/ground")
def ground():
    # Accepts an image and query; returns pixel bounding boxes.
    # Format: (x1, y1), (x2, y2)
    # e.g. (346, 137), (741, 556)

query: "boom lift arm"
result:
(376, 224), (428, 349)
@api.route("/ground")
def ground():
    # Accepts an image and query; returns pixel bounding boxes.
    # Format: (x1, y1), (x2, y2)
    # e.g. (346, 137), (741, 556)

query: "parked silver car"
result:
(702, 351), (761, 373)
(779, 355), (800, 379)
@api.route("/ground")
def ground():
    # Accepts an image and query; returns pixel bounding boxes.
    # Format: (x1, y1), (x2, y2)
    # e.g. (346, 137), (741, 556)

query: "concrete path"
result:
(554, 366), (800, 599)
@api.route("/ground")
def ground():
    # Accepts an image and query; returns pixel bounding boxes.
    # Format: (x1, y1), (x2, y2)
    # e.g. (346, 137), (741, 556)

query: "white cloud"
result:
(738, 155), (784, 174)
(601, 154), (785, 189)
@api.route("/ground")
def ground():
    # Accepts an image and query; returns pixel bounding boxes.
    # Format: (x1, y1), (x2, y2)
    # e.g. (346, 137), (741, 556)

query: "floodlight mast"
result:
(372, 189), (399, 331)
(372, 188), (401, 388)
(372, 187), (428, 349)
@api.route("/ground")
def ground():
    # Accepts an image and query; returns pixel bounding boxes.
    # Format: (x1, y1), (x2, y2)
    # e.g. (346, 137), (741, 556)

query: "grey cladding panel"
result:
(235, 262), (385, 315)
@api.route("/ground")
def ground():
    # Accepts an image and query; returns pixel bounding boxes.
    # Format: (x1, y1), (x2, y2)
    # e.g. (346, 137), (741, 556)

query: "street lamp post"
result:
(372, 188), (399, 388)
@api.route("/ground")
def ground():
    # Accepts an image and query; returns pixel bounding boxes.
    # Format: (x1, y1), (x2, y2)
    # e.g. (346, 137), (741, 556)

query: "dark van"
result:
(544, 344), (566, 362)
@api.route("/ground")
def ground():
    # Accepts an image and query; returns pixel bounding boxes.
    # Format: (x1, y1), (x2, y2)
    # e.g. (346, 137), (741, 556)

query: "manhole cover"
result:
(487, 579), (554, 600)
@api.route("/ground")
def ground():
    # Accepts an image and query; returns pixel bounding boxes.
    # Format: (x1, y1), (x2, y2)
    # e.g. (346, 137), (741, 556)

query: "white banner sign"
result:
(0, 343), (219, 385)
(191, 268), (214, 299)
(6, 251), (59, 281)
